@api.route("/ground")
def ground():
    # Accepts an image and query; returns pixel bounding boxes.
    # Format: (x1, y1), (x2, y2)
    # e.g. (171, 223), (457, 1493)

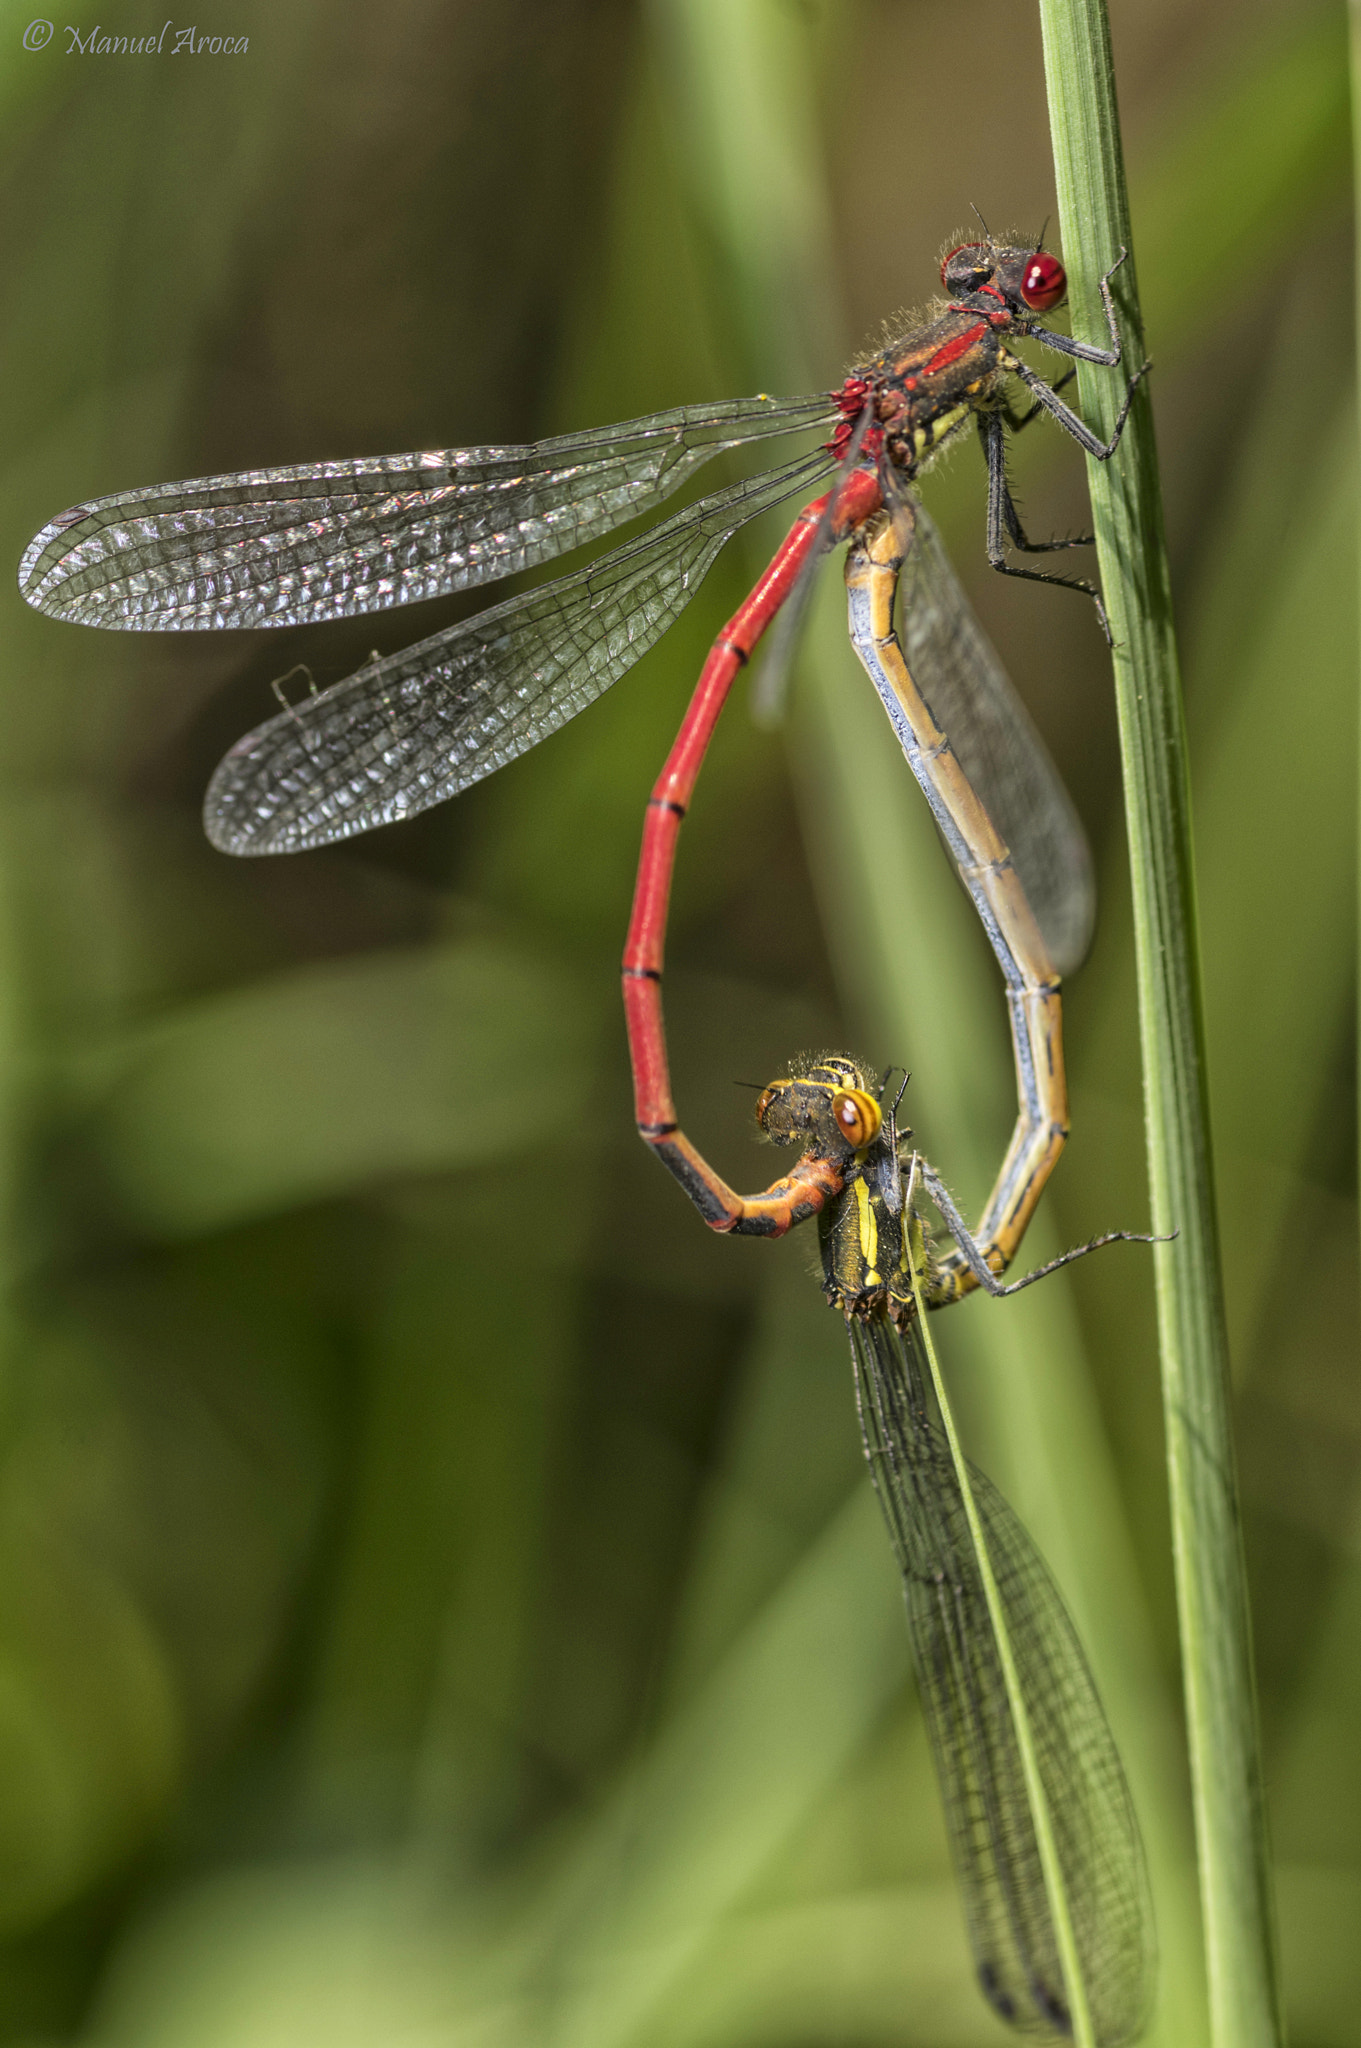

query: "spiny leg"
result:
(980, 410), (1110, 635)
(915, 1154), (1164, 1304)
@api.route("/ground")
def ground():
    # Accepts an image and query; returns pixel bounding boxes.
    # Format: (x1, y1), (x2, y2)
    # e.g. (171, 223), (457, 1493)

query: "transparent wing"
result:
(898, 505), (1095, 976)
(851, 1315), (1154, 2046)
(19, 393), (835, 632)
(204, 447), (833, 855)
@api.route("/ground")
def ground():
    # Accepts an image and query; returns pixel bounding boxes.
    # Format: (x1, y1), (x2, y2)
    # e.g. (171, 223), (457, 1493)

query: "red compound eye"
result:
(1021, 252), (1066, 311)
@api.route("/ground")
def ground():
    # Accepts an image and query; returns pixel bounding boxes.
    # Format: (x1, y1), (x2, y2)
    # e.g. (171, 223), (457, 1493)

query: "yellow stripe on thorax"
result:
(853, 1174), (881, 1286)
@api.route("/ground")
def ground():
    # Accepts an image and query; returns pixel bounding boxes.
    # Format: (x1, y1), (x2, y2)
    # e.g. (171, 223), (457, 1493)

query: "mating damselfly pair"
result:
(21, 233), (1156, 2041)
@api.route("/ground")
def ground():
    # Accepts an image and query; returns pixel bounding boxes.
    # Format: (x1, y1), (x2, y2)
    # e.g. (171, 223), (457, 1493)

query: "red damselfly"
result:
(20, 236), (1145, 1292)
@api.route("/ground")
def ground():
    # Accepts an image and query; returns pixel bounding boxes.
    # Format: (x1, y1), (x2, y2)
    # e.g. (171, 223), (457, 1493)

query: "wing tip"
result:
(201, 802), (332, 858)
(202, 752), (371, 860)
(17, 516), (79, 614)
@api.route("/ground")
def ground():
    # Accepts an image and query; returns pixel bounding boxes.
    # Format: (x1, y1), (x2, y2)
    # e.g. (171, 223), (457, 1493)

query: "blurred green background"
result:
(0, 0), (1356, 2042)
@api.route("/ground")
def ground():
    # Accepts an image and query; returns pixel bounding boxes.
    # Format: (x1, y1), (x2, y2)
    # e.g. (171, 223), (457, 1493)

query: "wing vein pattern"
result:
(850, 1314), (1153, 2044)
(19, 395), (834, 631)
(204, 446), (833, 854)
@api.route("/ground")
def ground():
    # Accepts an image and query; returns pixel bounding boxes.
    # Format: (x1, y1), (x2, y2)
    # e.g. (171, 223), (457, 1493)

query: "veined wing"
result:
(898, 504), (1095, 977)
(850, 1314), (1153, 2046)
(205, 447), (834, 856)
(19, 393), (835, 633)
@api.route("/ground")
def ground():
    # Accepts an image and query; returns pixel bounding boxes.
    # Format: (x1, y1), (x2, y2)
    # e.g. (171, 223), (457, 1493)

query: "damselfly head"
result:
(755, 1056), (884, 1156)
(940, 240), (1068, 316)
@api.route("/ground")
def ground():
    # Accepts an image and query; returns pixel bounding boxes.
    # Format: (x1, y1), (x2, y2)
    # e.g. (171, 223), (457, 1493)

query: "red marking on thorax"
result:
(945, 290), (1011, 333)
(975, 284), (1012, 329)
(922, 322), (987, 376)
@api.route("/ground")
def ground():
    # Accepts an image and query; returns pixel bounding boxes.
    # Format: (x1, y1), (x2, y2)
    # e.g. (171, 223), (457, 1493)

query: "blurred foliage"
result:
(0, 0), (1356, 2044)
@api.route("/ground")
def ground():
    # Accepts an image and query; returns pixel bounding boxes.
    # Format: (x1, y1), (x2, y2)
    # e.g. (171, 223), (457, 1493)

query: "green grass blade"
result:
(1349, 0), (1361, 1371)
(1036, 5), (1285, 2045)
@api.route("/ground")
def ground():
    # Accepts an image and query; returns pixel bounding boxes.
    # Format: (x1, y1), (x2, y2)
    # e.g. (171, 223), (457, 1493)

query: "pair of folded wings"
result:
(19, 389), (1093, 974)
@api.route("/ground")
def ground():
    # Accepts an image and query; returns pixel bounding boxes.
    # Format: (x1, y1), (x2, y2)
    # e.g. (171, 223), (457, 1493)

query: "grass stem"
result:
(1037, 5), (1284, 2044)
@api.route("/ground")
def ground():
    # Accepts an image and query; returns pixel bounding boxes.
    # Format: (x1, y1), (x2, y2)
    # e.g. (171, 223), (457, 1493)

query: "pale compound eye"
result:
(754, 1084), (782, 1129)
(832, 1089), (881, 1149)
